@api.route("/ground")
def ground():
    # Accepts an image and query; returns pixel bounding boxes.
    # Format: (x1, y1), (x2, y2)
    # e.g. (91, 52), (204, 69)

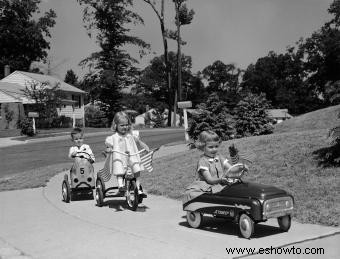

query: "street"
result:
(0, 128), (184, 177)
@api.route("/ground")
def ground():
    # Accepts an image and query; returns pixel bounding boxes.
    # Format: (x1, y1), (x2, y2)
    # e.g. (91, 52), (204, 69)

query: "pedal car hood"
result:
(219, 181), (288, 200)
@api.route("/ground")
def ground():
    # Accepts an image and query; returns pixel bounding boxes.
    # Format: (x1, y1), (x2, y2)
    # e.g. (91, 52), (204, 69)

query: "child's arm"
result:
(68, 147), (76, 159)
(86, 145), (95, 163)
(199, 169), (229, 185)
(136, 138), (150, 152)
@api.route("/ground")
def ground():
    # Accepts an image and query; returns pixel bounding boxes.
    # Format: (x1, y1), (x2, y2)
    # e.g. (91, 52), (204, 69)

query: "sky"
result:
(37, 0), (333, 80)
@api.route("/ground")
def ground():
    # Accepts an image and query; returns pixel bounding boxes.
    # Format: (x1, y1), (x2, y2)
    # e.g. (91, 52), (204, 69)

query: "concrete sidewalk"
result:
(0, 144), (339, 258)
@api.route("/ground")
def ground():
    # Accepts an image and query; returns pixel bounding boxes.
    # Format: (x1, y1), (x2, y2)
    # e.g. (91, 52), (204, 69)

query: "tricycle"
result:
(183, 163), (294, 239)
(62, 151), (95, 203)
(95, 149), (153, 211)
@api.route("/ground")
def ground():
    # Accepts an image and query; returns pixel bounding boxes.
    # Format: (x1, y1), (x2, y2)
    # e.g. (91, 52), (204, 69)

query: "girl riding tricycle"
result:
(95, 111), (154, 211)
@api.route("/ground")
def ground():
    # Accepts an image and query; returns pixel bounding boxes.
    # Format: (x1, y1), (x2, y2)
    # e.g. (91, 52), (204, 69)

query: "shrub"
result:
(17, 117), (35, 136)
(188, 93), (235, 141)
(85, 105), (108, 128)
(234, 93), (274, 138)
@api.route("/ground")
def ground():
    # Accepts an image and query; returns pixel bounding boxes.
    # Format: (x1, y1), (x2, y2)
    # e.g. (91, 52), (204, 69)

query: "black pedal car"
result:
(183, 164), (294, 239)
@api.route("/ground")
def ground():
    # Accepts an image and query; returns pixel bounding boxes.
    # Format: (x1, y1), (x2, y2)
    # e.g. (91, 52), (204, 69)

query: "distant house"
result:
(266, 109), (293, 124)
(0, 70), (86, 129)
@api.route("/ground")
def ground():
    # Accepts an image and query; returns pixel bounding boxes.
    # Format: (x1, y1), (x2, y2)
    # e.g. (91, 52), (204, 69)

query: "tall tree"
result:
(135, 51), (193, 106)
(202, 60), (243, 109)
(0, 0), (56, 78)
(77, 0), (150, 121)
(167, 0), (194, 125)
(298, 0), (340, 104)
(142, 0), (173, 126)
(64, 69), (79, 86)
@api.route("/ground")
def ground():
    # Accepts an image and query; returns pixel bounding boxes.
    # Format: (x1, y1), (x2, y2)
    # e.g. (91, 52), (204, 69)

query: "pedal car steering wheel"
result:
(73, 151), (92, 161)
(224, 163), (247, 179)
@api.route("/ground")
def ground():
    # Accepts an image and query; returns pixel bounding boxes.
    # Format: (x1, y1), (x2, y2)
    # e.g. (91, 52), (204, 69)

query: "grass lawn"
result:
(143, 129), (339, 227)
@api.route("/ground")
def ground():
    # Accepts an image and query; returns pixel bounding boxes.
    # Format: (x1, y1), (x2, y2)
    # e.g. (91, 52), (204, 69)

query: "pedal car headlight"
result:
(87, 177), (92, 182)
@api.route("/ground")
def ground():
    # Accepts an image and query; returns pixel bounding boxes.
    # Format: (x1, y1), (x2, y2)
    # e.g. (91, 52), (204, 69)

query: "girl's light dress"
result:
(105, 131), (144, 176)
(182, 154), (229, 204)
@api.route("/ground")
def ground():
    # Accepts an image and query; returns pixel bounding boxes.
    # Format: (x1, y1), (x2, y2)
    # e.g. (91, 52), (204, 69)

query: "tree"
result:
(142, 0), (173, 126)
(234, 93), (273, 138)
(241, 49), (319, 115)
(202, 60), (243, 109)
(135, 51), (193, 108)
(77, 0), (150, 122)
(0, 0), (56, 78)
(64, 69), (79, 86)
(22, 81), (66, 128)
(170, 0), (194, 125)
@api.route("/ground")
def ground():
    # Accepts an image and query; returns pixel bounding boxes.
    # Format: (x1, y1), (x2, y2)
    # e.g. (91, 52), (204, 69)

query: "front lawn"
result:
(142, 129), (339, 227)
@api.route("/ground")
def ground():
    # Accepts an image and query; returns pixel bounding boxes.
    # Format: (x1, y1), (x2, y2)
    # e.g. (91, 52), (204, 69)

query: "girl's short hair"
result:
(110, 111), (132, 133)
(196, 130), (221, 151)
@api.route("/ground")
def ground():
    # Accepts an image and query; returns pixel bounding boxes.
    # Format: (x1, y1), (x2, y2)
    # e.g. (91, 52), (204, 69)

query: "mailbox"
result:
(28, 112), (39, 118)
(177, 101), (192, 109)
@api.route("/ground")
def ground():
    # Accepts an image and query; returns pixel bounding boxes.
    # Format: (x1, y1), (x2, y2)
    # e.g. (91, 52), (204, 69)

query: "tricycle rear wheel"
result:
(278, 215), (291, 232)
(239, 213), (254, 239)
(186, 211), (203, 228)
(96, 177), (105, 194)
(95, 187), (104, 207)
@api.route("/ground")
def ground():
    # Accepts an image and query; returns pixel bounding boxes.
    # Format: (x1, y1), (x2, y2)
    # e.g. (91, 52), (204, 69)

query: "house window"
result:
(72, 95), (81, 108)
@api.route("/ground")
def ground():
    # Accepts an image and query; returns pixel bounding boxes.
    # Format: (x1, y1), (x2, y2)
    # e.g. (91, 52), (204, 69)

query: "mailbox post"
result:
(28, 112), (39, 134)
(177, 101), (192, 142)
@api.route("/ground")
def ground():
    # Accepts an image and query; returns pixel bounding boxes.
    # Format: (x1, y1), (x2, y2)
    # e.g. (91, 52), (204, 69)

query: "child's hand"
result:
(219, 178), (230, 185)
(71, 151), (78, 157)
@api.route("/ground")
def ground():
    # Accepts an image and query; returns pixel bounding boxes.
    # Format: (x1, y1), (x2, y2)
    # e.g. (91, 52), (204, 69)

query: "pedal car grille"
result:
(263, 197), (294, 219)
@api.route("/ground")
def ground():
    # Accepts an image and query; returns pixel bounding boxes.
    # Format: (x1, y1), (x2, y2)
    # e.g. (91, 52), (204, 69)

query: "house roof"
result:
(0, 88), (22, 103)
(0, 82), (33, 104)
(2, 71), (85, 94)
(266, 109), (293, 119)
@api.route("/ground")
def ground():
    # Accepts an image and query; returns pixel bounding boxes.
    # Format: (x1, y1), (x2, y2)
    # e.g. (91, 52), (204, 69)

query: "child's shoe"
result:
(138, 191), (147, 198)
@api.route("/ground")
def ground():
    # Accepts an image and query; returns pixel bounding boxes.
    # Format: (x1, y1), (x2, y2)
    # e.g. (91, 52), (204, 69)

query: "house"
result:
(266, 109), (293, 124)
(0, 70), (86, 129)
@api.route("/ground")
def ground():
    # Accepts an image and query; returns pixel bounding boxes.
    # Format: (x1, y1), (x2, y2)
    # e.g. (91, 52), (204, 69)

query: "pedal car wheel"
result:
(239, 213), (254, 239)
(62, 180), (71, 203)
(126, 180), (139, 211)
(95, 187), (104, 207)
(186, 211), (203, 228)
(278, 215), (291, 232)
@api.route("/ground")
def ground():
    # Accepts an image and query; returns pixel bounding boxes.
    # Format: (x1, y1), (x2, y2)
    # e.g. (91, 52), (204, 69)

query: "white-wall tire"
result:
(186, 211), (203, 228)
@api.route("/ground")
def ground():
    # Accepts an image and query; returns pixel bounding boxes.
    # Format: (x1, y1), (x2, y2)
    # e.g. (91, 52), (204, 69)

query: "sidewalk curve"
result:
(0, 144), (339, 259)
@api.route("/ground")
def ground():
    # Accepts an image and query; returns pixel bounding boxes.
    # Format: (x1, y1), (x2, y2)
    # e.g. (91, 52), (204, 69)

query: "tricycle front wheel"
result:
(239, 213), (254, 239)
(278, 215), (291, 232)
(186, 211), (203, 228)
(126, 180), (139, 211)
